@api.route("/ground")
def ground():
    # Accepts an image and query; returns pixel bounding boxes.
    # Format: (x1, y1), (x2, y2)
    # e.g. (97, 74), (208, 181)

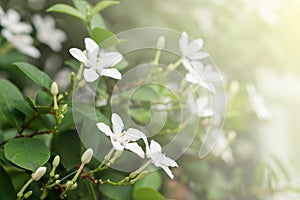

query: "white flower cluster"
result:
(69, 38), (122, 82)
(180, 32), (220, 94)
(0, 7), (66, 57)
(97, 113), (178, 179)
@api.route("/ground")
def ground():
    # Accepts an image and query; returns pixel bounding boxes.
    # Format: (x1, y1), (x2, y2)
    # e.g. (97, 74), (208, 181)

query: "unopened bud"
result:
(70, 72), (75, 83)
(81, 148), (93, 164)
(51, 82), (59, 96)
(52, 155), (60, 168)
(156, 36), (165, 49)
(66, 181), (78, 190)
(32, 166), (47, 181)
(130, 171), (148, 184)
(62, 104), (68, 113)
(55, 180), (61, 185)
(227, 131), (237, 142)
(54, 174), (59, 179)
(24, 190), (33, 199)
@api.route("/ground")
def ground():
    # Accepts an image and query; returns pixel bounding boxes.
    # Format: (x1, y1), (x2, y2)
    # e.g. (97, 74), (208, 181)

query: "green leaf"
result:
(35, 91), (52, 106)
(98, 172), (132, 200)
(14, 62), (52, 91)
(91, 27), (120, 47)
(0, 79), (24, 127)
(0, 166), (16, 200)
(4, 138), (50, 171)
(47, 4), (85, 21)
(91, 1), (119, 17)
(134, 168), (162, 191)
(52, 131), (81, 171)
(133, 188), (165, 200)
(131, 85), (160, 102)
(73, 0), (88, 16)
(65, 59), (80, 71)
(72, 101), (109, 124)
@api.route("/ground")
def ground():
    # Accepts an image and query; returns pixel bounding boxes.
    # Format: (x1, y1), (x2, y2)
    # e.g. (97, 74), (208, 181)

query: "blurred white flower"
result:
(202, 128), (235, 165)
(2, 29), (40, 58)
(0, 7), (40, 58)
(32, 15), (66, 52)
(182, 59), (219, 93)
(97, 113), (146, 158)
(246, 83), (271, 120)
(179, 31), (209, 61)
(0, 8), (32, 34)
(187, 92), (214, 117)
(69, 38), (122, 82)
(146, 140), (178, 179)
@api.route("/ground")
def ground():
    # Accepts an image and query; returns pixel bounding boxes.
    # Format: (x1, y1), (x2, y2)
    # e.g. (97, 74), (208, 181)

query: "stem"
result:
(72, 163), (85, 183)
(130, 160), (151, 178)
(87, 148), (115, 175)
(76, 63), (84, 80)
(17, 178), (33, 198)
(153, 49), (162, 65)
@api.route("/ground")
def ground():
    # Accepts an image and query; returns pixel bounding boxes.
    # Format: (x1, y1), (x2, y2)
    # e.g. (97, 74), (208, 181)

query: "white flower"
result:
(69, 38), (122, 82)
(182, 59), (219, 94)
(146, 140), (178, 179)
(246, 83), (271, 120)
(1, 29), (40, 58)
(201, 128), (235, 165)
(179, 31), (209, 61)
(32, 15), (66, 52)
(0, 7), (40, 58)
(97, 113), (146, 158)
(0, 8), (32, 34)
(31, 166), (47, 181)
(187, 92), (214, 117)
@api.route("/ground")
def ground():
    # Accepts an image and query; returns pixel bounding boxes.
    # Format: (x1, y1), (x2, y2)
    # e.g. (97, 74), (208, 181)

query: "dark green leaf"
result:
(52, 131), (81, 171)
(35, 91), (52, 106)
(91, 1), (119, 17)
(133, 188), (165, 200)
(4, 138), (50, 171)
(72, 101), (109, 124)
(0, 166), (16, 200)
(14, 62), (52, 91)
(91, 27), (120, 47)
(47, 4), (85, 21)
(65, 59), (80, 71)
(98, 172), (132, 200)
(134, 167), (162, 191)
(0, 79), (24, 127)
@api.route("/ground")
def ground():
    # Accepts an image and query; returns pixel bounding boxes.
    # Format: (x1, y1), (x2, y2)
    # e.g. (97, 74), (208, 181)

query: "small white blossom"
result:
(97, 113), (146, 158)
(182, 59), (219, 93)
(32, 15), (66, 52)
(1, 29), (40, 58)
(146, 140), (178, 179)
(187, 92), (214, 117)
(0, 7), (40, 58)
(31, 166), (47, 181)
(202, 128), (235, 165)
(0, 8), (32, 34)
(179, 31), (209, 61)
(246, 83), (271, 120)
(69, 38), (122, 82)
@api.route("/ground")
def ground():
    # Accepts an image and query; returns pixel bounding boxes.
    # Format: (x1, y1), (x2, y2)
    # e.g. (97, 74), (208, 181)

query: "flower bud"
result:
(156, 36), (165, 49)
(81, 148), (93, 164)
(31, 166), (47, 181)
(24, 190), (33, 199)
(51, 82), (59, 96)
(66, 181), (78, 190)
(52, 155), (60, 168)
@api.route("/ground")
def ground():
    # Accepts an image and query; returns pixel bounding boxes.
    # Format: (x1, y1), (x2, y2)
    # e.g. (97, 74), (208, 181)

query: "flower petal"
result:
(179, 31), (189, 56)
(96, 122), (113, 137)
(125, 142), (145, 158)
(188, 51), (209, 60)
(111, 139), (124, 151)
(102, 68), (122, 80)
(185, 73), (199, 84)
(84, 38), (98, 54)
(111, 113), (124, 135)
(149, 140), (162, 154)
(102, 52), (122, 67)
(69, 48), (86, 62)
(83, 68), (99, 82)
(161, 166), (174, 179)
(125, 128), (146, 142)
(188, 39), (203, 55)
